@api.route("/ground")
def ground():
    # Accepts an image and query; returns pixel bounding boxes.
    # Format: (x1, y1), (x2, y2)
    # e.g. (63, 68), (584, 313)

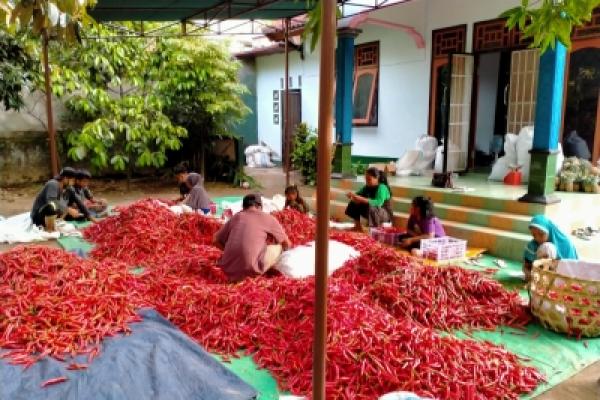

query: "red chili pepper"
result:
(41, 376), (68, 387)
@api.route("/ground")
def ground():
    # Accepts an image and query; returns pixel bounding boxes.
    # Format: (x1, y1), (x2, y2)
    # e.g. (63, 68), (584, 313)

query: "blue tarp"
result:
(0, 309), (257, 400)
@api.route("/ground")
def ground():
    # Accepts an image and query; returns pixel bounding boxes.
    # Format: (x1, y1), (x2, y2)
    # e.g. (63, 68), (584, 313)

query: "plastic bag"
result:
(275, 240), (359, 279)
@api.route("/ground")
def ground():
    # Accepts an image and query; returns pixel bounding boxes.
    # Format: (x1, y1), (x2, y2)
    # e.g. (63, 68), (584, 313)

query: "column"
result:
(519, 43), (567, 204)
(332, 28), (361, 178)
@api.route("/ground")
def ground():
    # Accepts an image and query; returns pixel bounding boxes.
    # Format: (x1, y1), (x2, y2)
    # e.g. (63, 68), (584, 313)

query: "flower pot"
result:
(555, 177), (561, 190)
(594, 184), (600, 194)
(584, 184), (593, 193)
(565, 181), (574, 192)
(573, 182), (581, 192)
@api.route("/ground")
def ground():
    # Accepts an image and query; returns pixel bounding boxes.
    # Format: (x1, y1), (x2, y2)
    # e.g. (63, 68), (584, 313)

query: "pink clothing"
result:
(215, 209), (289, 282)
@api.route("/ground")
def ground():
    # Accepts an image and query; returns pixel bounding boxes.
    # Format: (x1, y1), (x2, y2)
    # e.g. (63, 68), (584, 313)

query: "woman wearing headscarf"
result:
(183, 173), (212, 214)
(523, 215), (578, 281)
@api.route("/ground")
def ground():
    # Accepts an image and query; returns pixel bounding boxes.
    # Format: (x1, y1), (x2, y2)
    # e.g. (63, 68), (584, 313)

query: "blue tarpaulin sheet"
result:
(0, 309), (257, 400)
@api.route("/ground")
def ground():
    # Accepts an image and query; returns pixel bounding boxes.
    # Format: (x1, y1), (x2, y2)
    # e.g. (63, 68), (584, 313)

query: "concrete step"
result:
(331, 179), (546, 216)
(327, 187), (532, 235)
(307, 198), (531, 261)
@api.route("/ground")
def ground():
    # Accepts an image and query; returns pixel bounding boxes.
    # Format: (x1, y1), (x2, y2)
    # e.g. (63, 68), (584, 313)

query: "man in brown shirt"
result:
(213, 194), (290, 282)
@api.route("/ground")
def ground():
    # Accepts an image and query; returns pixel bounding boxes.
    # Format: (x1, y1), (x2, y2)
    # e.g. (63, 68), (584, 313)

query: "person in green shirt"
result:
(345, 167), (393, 231)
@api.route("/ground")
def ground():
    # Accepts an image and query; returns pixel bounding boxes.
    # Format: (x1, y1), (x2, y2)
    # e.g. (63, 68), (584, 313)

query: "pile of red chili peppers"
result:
(0, 246), (143, 368)
(0, 203), (543, 398)
(85, 199), (222, 268)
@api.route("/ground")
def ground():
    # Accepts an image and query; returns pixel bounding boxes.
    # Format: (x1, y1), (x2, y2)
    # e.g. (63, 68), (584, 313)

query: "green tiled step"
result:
(327, 188), (532, 235)
(307, 199), (531, 261)
(331, 179), (545, 216)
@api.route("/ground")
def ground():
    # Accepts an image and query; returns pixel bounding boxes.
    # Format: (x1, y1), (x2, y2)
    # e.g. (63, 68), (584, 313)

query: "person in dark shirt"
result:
(63, 170), (97, 223)
(174, 163), (192, 202)
(345, 167), (393, 231)
(30, 167), (78, 230)
(74, 169), (107, 215)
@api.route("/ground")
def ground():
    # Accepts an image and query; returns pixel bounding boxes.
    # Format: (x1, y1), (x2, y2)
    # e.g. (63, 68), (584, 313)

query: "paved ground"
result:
(0, 168), (597, 399)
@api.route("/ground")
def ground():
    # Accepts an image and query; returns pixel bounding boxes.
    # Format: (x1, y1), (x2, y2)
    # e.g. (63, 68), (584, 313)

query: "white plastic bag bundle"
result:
(488, 133), (518, 181)
(275, 240), (359, 279)
(516, 126), (534, 181)
(0, 212), (61, 243)
(222, 195), (286, 217)
(244, 145), (275, 168)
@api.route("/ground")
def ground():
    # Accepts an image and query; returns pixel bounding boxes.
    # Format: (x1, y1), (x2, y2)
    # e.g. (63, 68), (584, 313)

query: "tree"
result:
(1, 0), (95, 41)
(502, 0), (600, 53)
(50, 25), (187, 182)
(151, 37), (249, 174)
(0, 30), (35, 111)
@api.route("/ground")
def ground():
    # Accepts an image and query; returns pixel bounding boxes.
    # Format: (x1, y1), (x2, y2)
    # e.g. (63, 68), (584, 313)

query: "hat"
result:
(76, 169), (92, 179)
(59, 167), (77, 178)
(242, 193), (263, 209)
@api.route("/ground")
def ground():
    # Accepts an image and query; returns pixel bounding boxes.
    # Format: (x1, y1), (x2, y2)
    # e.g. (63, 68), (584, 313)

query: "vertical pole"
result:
(442, 54), (453, 174)
(313, 0), (335, 399)
(284, 18), (291, 186)
(42, 29), (59, 177)
(519, 43), (566, 204)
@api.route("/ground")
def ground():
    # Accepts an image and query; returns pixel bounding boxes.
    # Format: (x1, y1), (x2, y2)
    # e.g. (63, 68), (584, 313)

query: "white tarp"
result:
(245, 145), (275, 168)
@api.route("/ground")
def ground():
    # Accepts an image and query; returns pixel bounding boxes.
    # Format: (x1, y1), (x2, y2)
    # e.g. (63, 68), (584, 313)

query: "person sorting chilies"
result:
(213, 194), (290, 282)
(30, 167), (79, 231)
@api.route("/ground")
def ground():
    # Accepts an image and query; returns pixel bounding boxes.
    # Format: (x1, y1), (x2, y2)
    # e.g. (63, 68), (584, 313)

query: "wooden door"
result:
(506, 49), (540, 134)
(563, 38), (600, 163)
(443, 54), (474, 172)
(281, 89), (302, 170)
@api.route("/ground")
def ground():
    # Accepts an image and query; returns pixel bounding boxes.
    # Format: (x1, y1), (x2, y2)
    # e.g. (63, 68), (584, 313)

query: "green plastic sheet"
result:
(56, 209), (600, 398)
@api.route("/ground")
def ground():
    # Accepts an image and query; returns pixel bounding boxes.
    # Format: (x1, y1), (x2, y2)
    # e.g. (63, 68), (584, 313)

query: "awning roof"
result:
(89, 0), (316, 22)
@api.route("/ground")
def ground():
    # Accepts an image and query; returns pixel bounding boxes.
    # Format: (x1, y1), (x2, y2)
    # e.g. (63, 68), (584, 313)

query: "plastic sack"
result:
(379, 391), (433, 400)
(275, 240), (359, 279)
(504, 133), (519, 165)
(516, 126), (535, 180)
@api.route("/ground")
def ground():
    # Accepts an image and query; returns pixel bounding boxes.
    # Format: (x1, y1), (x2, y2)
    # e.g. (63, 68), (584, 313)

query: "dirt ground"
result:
(0, 168), (598, 399)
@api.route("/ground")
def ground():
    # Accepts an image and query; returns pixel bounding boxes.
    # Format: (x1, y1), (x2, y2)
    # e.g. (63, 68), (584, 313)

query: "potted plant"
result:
(561, 172), (575, 192)
(582, 176), (595, 193)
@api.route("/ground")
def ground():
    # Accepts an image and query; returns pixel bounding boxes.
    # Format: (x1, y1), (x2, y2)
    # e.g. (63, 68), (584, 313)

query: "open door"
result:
(506, 49), (540, 134)
(442, 53), (475, 172)
(281, 89), (302, 169)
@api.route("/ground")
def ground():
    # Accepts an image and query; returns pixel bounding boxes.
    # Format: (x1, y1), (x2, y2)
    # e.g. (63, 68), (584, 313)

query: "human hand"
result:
(401, 238), (413, 247)
(346, 192), (353, 200)
(90, 216), (99, 223)
(67, 207), (81, 218)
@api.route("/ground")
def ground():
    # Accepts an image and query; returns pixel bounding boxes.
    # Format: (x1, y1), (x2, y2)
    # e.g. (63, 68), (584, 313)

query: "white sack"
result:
(222, 195), (286, 217)
(275, 240), (359, 279)
(488, 157), (511, 181)
(516, 126), (535, 181)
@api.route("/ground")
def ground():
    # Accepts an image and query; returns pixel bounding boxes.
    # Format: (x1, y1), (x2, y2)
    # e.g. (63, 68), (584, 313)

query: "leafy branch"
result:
(502, 0), (600, 53)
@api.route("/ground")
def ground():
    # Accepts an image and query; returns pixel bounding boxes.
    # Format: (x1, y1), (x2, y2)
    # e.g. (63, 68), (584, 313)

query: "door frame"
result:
(280, 88), (302, 164)
(442, 52), (476, 173)
(562, 37), (600, 163)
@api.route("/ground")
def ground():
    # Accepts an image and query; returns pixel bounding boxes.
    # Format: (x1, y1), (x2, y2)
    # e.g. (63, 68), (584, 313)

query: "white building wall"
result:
(253, 0), (523, 159)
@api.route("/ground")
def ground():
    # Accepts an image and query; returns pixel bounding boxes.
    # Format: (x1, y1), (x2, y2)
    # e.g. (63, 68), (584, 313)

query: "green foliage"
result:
(291, 123), (318, 186)
(233, 169), (263, 190)
(151, 37), (249, 172)
(352, 162), (366, 176)
(49, 25), (187, 173)
(0, 30), (35, 110)
(301, 0), (342, 52)
(502, 0), (600, 53)
(0, 0), (96, 42)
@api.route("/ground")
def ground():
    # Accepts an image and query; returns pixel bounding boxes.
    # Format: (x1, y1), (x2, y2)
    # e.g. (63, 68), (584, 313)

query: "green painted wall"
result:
(234, 59), (259, 165)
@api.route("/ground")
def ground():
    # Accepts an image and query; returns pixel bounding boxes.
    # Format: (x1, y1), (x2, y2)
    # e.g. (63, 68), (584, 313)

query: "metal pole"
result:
(313, 1), (335, 399)
(284, 18), (291, 186)
(42, 29), (59, 177)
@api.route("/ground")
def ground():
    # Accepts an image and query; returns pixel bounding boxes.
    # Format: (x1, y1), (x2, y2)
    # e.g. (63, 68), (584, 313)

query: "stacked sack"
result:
(489, 126), (564, 183)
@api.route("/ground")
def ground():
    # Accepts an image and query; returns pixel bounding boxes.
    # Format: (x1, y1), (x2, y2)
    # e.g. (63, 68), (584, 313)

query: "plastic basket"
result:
(420, 237), (467, 261)
(530, 259), (600, 338)
(369, 228), (405, 246)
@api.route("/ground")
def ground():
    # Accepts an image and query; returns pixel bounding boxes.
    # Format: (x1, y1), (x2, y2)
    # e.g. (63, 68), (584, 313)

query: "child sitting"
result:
(284, 185), (309, 214)
(76, 169), (108, 215)
(400, 196), (445, 253)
